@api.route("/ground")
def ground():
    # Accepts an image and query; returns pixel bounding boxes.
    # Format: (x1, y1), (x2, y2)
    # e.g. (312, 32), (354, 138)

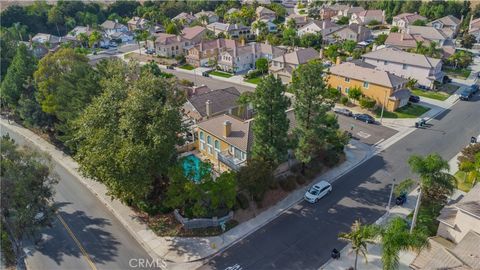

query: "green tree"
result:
(47, 6), (64, 36)
(166, 22), (180, 35)
(282, 27), (299, 47)
(34, 48), (99, 144)
(359, 96), (376, 109)
(255, 57), (268, 74)
(74, 60), (184, 207)
(390, 26), (399, 33)
(289, 61), (340, 170)
(236, 159), (273, 203)
(380, 217), (429, 270)
(348, 87), (363, 103)
(374, 34), (388, 45)
(337, 16), (349, 25)
(251, 75), (290, 165)
(77, 32), (89, 48)
(0, 43), (37, 111)
(88, 30), (102, 48)
(253, 20), (268, 40)
(405, 78), (418, 90)
(134, 29), (149, 55)
(0, 136), (59, 268)
(457, 143), (480, 186)
(342, 40), (357, 55)
(299, 33), (322, 50)
(408, 154), (456, 203)
(338, 220), (380, 270)
(412, 19), (426, 26)
(460, 34), (476, 49)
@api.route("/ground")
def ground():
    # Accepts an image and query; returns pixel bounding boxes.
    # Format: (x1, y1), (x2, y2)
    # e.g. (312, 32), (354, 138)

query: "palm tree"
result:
(338, 220), (380, 270)
(88, 30), (102, 48)
(77, 33), (89, 48)
(199, 14), (209, 26)
(380, 217), (429, 270)
(253, 20), (268, 40)
(12, 22), (27, 41)
(415, 41), (425, 54)
(134, 30), (149, 55)
(426, 41), (440, 58)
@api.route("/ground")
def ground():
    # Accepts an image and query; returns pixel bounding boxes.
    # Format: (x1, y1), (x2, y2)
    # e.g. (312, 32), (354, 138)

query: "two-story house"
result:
(173, 12), (196, 25)
(127, 16), (149, 31)
(319, 4), (349, 20)
(324, 23), (371, 44)
(256, 6), (276, 22)
(186, 38), (238, 67)
(100, 20), (129, 36)
(328, 61), (410, 111)
(197, 114), (251, 172)
(181, 26), (209, 47)
(183, 87), (243, 122)
(406, 25), (449, 46)
(333, 5), (364, 21)
(361, 47), (443, 89)
(468, 15), (480, 42)
(392, 13), (426, 29)
(269, 47), (319, 84)
(285, 14), (309, 29)
(349, 10), (385, 25)
(297, 20), (341, 37)
(207, 22), (252, 40)
(194, 10), (219, 24)
(252, 19), (278, 36)
(427, 15), (461, 38)
(148, 33), (184, 57)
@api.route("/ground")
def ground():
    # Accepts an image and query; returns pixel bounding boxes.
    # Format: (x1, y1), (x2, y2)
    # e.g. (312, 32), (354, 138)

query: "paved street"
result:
(336, 115), (397, 145)
(0, 127), (153, 270)
(198, 95), (480, 270)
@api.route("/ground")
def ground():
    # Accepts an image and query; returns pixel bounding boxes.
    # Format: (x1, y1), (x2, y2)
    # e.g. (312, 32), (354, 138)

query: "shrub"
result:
(1, 222), (15, 267)
(340, 96), (349, 105)
(295, 174), (306, 185)
(179, 79), (194, 86)
(359, 96), (376, 109)
(175, 54), (186, 64)
(244, 69), (263, 79)
(323, 151), (340, 168)
(279, 177), (297, 191)
(236, 193), (250, 210)
(269, 180), (279, 190)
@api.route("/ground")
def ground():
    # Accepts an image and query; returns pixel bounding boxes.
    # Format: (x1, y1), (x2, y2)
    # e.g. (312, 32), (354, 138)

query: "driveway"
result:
(337, 114), (397, 145)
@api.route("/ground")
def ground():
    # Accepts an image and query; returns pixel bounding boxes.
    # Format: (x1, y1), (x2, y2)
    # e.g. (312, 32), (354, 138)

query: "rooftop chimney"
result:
(206, 100), (212, 117)
(336, 56), (341, 65)
(223, 120), (231, 137)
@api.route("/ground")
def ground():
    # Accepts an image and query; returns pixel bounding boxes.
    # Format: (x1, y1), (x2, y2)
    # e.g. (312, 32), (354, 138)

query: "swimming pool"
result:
(181, 154), (206, 182)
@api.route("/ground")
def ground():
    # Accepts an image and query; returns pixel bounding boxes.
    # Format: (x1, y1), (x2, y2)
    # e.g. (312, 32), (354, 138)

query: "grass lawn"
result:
(179, 64), (195, 70)
(245, 76), (263, 84)
(443, 66), (471, 79)
(209, 70), (233, 78)
(411, 89), (450, 101)
(454, 171), (476, 192)
(375, 103), (430, 118)
(408, 201), (444, 236)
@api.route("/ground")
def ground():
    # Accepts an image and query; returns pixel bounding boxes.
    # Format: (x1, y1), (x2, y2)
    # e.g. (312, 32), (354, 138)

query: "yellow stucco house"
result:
(327, 62), (411, 111)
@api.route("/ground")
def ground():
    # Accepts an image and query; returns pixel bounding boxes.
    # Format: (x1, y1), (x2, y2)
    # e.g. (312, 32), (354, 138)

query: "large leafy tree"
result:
(74, 60), (184, 208)
(408, 154), (456, 203)
(34, 48), (99, 143)
(236, 158), (274, 203)
(380, 217), (429, 270)
(0, 136), (58, 268)
(299, 33), (322, 50)
(289, 60), (340, 170)
(251, 75), (290, 166)
(338, 220), (380, 270)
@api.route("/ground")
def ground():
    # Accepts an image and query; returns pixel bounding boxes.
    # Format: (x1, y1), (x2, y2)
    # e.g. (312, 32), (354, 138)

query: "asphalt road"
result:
(0, 125), (153, 270)
(336, 114), (397, 145)
(199, 96), (480, 270)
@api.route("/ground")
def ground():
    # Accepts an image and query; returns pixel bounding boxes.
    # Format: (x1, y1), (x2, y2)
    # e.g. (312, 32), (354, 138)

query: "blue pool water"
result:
(182, 155), (204, 182)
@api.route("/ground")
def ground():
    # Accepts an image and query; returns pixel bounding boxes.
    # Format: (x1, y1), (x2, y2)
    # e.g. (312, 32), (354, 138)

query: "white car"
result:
(304, 181), (332, 203)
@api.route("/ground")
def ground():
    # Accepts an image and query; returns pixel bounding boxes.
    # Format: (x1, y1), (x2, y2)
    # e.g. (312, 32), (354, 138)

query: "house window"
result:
(214, 140), (220, 151)
(200, 142), (205, 150)
(207, 135), (212, 145)
(345, 87), (350, 93)
(345, 77), (350, 82)
(363, 82), (369, 88)
(337, 86), (342, 91)
(199, 131), (204, 141)
(402, 64), (407, 70)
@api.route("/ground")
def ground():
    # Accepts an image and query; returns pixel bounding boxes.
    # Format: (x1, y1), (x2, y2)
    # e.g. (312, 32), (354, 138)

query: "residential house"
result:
(349, 10), (385, 25)
(285, 14), (309, 29)
(227, 8), (239, 15)
(269, 47), (319, 83)
(186, 38), (238, 67)
(319, 4), (349, 20)
(256, 6), (276, 22)
(384, 31), (432, 50)
(361, 47), (443, 89)
(406, 25), (449, 46)
(110, 31), (134, 43)
(181, 26), (208, 47)
(427, 15), (461, 38)
(148, 33), (184, 57)
(392, 13), (426, 29)
(217, 41), (286, 74)
(328, 62), (410, 111)
(243, 0), (271, 4)
(333, 5), (365, 21)
(31, 33), (61, 46)
(183, 87), (242, 122)
(410, 184), (480, 270)
(173, 12), (196, 25)
(195, 10), (219, 24)
(324, 23), (371, 44)
(297, 20), (340, 37)
(197, 114), (251, 172)
(100, 20), (128, 36)
(67, 26), (93, 38)
(468, 16), (480, 42)
(207, 22), (252, 40)
(252, 19), (278, 36)
(127, 16), (149, 31)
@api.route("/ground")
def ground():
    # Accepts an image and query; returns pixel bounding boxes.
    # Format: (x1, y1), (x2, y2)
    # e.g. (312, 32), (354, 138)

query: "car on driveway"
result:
(353, 113), (375, 124)
(333, 108), (353, 116)
(304, 181), (332, 203)
(470, 84), (479, 94)
(459, 88), (474, 101)
(409, 95), (420, 103)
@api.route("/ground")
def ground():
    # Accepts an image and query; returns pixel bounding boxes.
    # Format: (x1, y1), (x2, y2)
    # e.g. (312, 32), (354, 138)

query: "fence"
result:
(173, 209), (233, 230)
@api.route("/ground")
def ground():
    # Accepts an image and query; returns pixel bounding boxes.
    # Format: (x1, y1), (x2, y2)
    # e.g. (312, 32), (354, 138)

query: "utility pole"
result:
(387, 178), (395, 212)
(410, 188), (422, 234)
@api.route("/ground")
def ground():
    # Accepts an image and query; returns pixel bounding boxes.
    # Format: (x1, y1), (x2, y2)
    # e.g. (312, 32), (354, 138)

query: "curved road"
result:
(199, 95), (480, 270)
(1, 123), (153, 270)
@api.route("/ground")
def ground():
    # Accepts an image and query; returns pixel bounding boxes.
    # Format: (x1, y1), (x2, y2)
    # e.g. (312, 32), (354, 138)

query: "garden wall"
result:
(173, 209), (233, 230)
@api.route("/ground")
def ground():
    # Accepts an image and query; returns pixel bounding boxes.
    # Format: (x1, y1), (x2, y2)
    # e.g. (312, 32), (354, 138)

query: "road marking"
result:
(356, 131), (371, 138)
(57, 214), (97, 270)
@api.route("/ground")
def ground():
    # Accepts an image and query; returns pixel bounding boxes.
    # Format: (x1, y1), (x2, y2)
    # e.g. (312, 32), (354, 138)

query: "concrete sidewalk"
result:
(0, 119), (372, 267)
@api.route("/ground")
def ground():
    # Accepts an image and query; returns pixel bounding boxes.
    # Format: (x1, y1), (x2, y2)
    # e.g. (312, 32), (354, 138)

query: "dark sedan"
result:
(409, 95), (420, 103)
(353, 113), (375, 124)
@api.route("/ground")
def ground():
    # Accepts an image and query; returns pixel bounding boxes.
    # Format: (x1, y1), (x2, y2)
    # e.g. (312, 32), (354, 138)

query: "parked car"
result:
(304, 181), (332, 203)
(470, 84), (479, 94)
(415, 118), (427, 128)
(353, 113), (375, 124)
(395, 194), (407, 206)
(109, 42), (118, 48)
(146, 49), (155, 54)
(166, 65), (175, 70)
(99, 44), (110, 49)
(333, 107), (353, 116)
(443, 75), (452, 83)
(409, 95), (420, 103)
(202, 71), (210, 77)
(459, 88), (473, 101)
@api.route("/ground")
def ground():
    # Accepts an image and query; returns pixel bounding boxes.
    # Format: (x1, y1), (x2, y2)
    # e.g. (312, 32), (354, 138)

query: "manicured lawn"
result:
(407, 201), (443, 236)
(209, 70), (233, 78)
(443, 66), (471, 79)
(245, 76), (263, 84)
(411, 89), (450, 101)
(455, 171), (476, 192)
(375, 103), (430, 119)
(179, 64), (195, 70)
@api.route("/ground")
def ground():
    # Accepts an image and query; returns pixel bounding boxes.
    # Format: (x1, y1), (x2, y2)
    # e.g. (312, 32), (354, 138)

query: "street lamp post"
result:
(387, 178), (396, 212)
(380, 89), (388, 124)
(410, 188), (422, 234)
